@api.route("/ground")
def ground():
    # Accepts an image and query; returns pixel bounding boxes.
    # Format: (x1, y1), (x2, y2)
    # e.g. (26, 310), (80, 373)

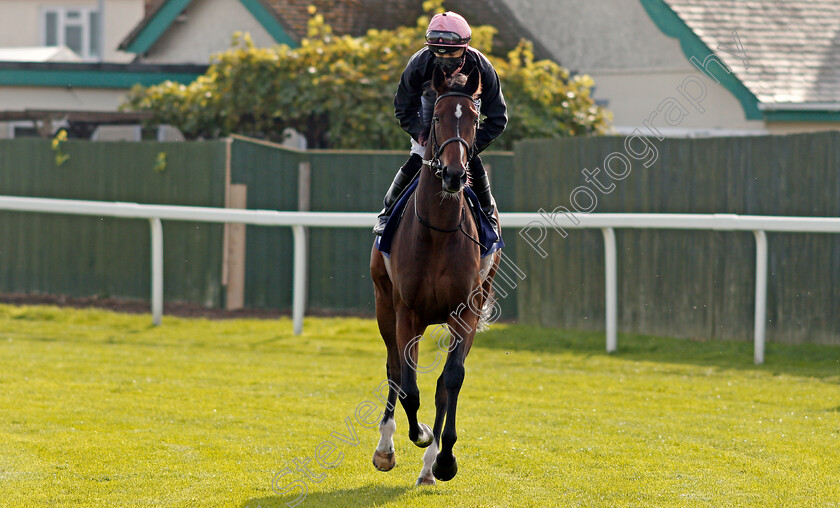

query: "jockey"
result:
(373, 11), (507, 236)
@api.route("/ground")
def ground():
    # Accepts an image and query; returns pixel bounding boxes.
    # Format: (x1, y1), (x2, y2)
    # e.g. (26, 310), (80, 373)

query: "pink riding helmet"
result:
(425, 11), (471, 51)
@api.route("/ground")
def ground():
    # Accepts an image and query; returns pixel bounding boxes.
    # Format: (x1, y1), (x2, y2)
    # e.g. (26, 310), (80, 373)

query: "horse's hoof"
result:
(416, 472), (436, 486)
(413, 422), (434, 448)
(372, 450), (396, 471)
(432, 455), (457, 482)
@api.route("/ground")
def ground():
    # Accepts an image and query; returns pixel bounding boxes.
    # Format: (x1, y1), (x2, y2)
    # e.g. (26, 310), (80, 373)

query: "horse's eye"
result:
(433, 116), (440, 123)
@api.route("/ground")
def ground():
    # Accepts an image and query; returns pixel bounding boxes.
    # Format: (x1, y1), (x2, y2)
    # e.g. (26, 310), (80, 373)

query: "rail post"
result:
(292, 225), (307, 335)
(149, 218), (163, 326)
(753, 230), (768, 364)
(602, 227), (618, 353)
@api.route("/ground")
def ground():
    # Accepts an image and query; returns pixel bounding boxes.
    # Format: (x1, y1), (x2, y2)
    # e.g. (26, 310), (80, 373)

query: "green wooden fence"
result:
(0, 136), (516, 318)
(2, 133), (838, 345)
(0, 139), (226, 306)
(513, 132), (840, 345)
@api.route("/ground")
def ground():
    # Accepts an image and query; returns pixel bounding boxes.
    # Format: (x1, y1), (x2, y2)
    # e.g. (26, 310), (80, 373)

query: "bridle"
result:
(415, 91), (484, 251)
(421, 92), (478, 176)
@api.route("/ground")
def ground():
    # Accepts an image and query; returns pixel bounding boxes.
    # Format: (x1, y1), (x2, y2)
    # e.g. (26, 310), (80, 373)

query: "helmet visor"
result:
(425, 30), (469, 46)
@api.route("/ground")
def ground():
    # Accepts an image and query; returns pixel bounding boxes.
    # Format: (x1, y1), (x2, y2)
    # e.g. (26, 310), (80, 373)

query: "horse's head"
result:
(427, 66), (481, 194)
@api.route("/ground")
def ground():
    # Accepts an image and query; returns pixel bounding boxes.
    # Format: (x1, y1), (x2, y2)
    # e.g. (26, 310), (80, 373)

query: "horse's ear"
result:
(432, 65), (446, 94)
(465, 68), (481, 98)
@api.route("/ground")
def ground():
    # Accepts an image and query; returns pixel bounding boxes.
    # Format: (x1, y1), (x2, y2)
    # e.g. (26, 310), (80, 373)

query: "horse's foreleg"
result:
(396, 308), (434, 449)
(433, 314), (477, 482)
(373, 323), (400, 471)
(372, 256), (400, 472)
(416, 372), (447, 486)
(373, 381), (398, 471)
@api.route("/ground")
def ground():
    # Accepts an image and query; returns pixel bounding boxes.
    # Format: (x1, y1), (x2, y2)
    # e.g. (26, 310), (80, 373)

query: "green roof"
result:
(0, 62), (206, 89)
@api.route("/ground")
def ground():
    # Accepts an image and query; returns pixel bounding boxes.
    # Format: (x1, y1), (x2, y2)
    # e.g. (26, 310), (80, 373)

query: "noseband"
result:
(422, 92), (477, 177)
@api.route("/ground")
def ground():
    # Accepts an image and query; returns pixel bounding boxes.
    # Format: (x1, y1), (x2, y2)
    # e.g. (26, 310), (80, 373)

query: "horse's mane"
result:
(445, 73), (482, 97)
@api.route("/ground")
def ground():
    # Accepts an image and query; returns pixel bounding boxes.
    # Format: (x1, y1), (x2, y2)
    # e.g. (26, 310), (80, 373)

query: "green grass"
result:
(0, 303), (838, 507)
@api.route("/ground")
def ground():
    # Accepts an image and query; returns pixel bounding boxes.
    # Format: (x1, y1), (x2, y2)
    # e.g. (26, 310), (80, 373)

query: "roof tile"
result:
(664, 0), (840, 104)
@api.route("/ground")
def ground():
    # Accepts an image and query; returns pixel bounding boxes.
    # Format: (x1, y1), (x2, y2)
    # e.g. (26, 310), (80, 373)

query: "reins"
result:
(413, 194), (485, 251)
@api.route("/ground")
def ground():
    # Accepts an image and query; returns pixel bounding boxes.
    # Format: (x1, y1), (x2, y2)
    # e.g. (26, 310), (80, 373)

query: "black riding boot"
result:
(468, 155), (499, 237)
(373, 153), (423, 235)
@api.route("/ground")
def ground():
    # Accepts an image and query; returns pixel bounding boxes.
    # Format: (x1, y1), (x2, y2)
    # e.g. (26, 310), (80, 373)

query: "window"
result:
(7, 122), (40, 138)
(6, 119), (70, 139)
(41, 7), (101, 61)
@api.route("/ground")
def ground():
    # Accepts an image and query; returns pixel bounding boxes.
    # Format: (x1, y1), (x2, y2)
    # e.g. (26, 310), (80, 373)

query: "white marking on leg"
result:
(420, 439), (438, 479)
(376, 417), (396, 453)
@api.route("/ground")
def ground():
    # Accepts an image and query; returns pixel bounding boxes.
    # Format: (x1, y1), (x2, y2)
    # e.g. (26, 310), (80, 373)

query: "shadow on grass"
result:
(242, 484), (411, 508)
(476, 324), (840, 380)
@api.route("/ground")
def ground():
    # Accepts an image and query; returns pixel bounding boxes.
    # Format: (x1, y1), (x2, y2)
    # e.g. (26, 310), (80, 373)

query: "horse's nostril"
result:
(439, 163), (466, 189)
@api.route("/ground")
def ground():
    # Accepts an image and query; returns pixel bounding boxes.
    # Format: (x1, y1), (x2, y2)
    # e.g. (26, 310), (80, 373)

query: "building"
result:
(1, 0), (837, 140)
(500, 0), (840, 136)
(0, 0), (204, 140)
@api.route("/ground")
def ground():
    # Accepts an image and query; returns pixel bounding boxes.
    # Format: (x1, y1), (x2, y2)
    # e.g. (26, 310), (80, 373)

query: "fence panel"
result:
(480, 152), (518, 321)
(307, 150), (406, 314)
(514, 132), (840, 345)
(5, 132), (837, 344)
(0, 139), (226, 305)
(229, 137), (302, 309)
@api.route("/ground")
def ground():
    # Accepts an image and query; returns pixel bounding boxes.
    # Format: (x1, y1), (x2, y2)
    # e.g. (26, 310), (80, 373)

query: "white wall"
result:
(591, 68), (766, 133)
(0, 0), (142, 62)
(140, 0), (277, 64)
(103, 0), (145, 62)
(0, 85), (129, 111)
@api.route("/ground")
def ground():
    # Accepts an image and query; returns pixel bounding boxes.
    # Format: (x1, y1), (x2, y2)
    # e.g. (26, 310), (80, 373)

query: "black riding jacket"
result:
(394, 47), (508, 154)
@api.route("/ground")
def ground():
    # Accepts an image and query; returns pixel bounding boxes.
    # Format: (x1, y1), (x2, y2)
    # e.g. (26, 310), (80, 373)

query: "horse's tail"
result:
(476, 286), (496, 333)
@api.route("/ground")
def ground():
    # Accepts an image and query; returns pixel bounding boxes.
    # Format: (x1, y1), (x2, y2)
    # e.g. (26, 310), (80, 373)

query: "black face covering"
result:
(435, 55), (464, 76)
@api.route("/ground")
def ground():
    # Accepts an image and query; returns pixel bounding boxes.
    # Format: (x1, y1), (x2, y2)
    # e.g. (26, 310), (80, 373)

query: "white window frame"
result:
(6, 120), (69, 139)
(7, 121), (41, 139)
(40, 6), (101, 61)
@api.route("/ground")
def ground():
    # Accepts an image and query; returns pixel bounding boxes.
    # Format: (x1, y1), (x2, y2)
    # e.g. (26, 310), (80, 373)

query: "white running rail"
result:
(2, 195), (840, 364)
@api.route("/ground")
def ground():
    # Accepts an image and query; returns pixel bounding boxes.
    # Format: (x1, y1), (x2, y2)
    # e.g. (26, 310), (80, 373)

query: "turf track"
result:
(0, 304), (838, 507)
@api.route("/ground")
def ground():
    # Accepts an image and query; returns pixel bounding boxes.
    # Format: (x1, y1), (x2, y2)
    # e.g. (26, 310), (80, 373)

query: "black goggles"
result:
(428, 45), (463, 55)
(425, 30), (470, 47)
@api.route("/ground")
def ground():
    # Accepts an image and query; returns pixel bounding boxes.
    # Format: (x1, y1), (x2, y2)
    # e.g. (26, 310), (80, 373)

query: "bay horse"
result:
(369, 67), (501, 486)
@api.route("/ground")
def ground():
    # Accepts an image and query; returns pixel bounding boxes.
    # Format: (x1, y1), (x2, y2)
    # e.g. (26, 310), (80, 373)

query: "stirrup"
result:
(373, 208), (389, 236)
(482, 204), (499, 238)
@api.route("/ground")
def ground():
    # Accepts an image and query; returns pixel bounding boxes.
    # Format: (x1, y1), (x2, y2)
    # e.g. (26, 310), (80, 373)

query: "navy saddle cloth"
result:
(374, 178), (504, 258)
